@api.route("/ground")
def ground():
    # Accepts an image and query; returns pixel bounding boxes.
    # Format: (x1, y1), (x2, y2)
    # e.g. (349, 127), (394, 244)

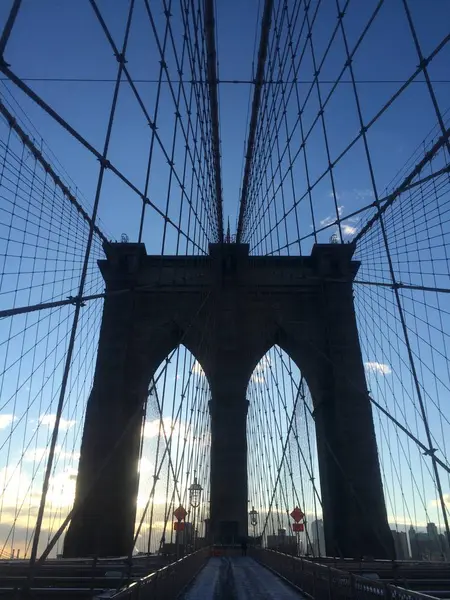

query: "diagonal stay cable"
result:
(236, 0), (274, 243)
(249, 28), (450, 253)
(37, 288), (212, 564)
(0, 265), (211, 320)
(259, 383), (302, 540)
(354, 126), (450, 245)
(27, 0), (137, 572)
(0, 63), (206, 253)
(0, 98), (108, 245)
(89, 0), (213, 245)
(204, 0), (224, 242)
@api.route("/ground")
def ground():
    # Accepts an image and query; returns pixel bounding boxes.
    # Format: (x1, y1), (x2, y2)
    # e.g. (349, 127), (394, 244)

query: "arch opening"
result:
(246, 345), (324, 557)
(134, 344), (211, 555)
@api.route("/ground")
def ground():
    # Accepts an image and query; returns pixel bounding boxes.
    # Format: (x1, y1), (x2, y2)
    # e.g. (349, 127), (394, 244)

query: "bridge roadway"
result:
(0, 552), (449, 599)
(182, 556), (304, 599)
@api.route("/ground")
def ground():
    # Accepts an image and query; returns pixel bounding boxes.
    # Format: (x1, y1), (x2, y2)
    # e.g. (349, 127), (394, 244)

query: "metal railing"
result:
(104, 547), (210, 599)
(250, 549), (437, 600)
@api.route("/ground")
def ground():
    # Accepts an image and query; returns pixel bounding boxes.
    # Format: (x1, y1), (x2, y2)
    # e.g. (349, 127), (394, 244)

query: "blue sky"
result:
(0, 0), (448, 244)
(0, 0), (450, 557)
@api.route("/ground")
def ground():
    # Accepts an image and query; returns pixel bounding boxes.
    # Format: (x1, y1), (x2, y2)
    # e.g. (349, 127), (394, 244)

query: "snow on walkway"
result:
(182, 556), (305, 599)
(182, 557), (223, 599)
(231, 557), (304, 600)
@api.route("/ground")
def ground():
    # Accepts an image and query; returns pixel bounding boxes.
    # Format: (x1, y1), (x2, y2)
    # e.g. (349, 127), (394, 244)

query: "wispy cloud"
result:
(342, 223), (357, 236)
(319, 188), (377, 238)
(320, 205), (344, 227)
(429, 493), (450, 509)
(387, 514), (430, 528)
(192, 360), (205, 377)
(251, 355), (271, 384)
(47, 468), (78, 507)
(364, 361), (392, 376)
(353, 188), (375, 201)
(0, 467), (32, 504)
(24, 446), (80, 463)
(143, 417), (185, 440)
(39, 414), (76, 431)
(319, 205), (359, 239)
(0, 414), (15, 429)
(0, 465), (78, 510)
(138, 457), (153, 475)
(328, 191), (341, 201)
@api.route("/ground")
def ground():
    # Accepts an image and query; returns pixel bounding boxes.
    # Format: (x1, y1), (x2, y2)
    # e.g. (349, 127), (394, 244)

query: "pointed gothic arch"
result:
(64, 241), (394, 559)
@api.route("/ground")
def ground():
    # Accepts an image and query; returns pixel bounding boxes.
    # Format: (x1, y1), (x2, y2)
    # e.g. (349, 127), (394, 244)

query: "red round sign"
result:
(174, 505), (187, 521)
(290, 507), (304, 523)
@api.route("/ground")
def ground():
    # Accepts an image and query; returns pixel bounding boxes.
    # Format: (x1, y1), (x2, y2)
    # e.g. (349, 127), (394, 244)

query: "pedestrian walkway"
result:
(182, 556), (305, 599)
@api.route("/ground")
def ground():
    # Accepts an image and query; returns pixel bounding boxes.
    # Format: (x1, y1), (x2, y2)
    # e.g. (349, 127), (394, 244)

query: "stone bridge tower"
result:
(64, 242), (394, 560)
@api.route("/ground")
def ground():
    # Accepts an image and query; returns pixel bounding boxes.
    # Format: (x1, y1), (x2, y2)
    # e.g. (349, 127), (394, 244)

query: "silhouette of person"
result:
(241, 538), (248, 556)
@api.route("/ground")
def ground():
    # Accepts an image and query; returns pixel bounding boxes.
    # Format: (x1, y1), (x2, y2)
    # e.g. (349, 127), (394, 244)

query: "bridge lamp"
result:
(189, 476), (203, 509)
(249, 506), (258, 538)
(189, 477), (203, 551)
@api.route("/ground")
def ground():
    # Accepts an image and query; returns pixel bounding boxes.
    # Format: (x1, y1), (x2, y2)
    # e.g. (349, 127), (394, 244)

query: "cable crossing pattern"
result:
(0, 0), (449, 587)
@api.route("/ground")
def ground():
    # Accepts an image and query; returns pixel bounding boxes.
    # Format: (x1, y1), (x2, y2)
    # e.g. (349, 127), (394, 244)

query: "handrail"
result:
(105, 547), (210, 599)
(250, 548), (438, 600)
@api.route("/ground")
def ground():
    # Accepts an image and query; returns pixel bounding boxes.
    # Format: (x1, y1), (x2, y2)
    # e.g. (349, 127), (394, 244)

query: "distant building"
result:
(267, 528), (297, 555)
(438, 534), (449, 560)
(391, 530), (409, 559)
(162, 522), (195, 557)
(180, 522), (194, 546)
(310, 519), (325, 557)
(408, 526), (417, 558)
(427, 522), (438, 539)
(409, 523), (448, 561)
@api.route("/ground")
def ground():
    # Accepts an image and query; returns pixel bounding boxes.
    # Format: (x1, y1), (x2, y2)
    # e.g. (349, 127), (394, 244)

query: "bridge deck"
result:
(183, 556), (305, 599)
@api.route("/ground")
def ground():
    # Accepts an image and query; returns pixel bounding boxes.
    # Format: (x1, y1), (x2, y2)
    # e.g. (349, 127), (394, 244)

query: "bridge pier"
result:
(309, 251), (394, 559)
(63, 289), (146, 557)
(209, 385), (248, 544)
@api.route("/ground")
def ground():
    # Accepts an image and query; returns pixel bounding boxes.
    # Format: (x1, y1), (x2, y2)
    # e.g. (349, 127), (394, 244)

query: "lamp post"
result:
(189, 476), (203, 550)
(249, 506), (258, 541)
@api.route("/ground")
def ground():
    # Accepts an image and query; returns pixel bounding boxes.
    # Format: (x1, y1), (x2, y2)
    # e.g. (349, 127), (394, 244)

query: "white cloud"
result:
(174, 361), (205, 382)
(320, 205), (344, 227)
(192, 360), (205, 377)
(0, 467), (31, 504)
(47, 468), (78, 507)
(429, 493), (450, 509)
(24, 446), (80, 463)
(320, 215), (334, 227)
(0, 464), (78, 510)
(387, 514), (430, 528)
(0, 466), (81, 556)
(138, 457), (153, 475)
(342, 224), (357, 236)
(0, 414), (15, 429)
(353, 188), (374, 201)
(318, 202), (359, 238)
(24, 447), (49, 462)
(143, 417), (185, 440)
(328, 191), (341, 201)
(39, 414), (76, 431)
(251, 355), (271, 384)
(364, 361), (392, 376)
